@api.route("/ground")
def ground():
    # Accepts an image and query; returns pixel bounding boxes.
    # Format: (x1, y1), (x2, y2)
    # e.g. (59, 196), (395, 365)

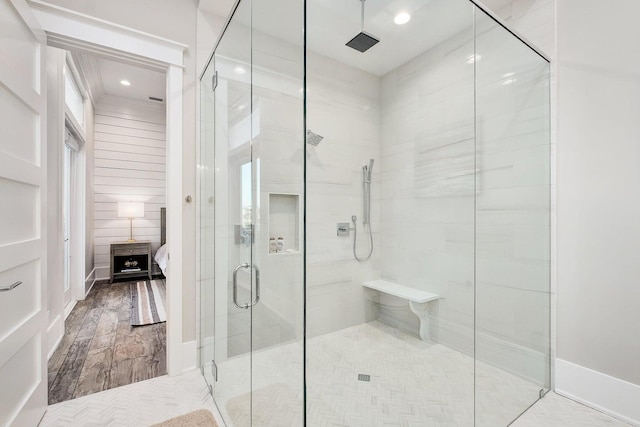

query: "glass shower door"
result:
(201, 0), (255, 424)
(200, 0), (305, 424)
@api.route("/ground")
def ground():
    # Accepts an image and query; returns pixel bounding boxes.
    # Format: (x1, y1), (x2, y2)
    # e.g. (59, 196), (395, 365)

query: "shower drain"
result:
(357, 374), (371, 382)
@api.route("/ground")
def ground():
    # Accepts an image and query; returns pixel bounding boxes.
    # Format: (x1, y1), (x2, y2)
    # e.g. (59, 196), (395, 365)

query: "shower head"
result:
(346, 0), (380, 53)
(346, 31), (380, 53)
(306, 129), (324, 146)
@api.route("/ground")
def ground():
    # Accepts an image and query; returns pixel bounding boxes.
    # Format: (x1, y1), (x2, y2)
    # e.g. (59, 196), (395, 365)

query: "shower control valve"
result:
(336, 222), (351, 237)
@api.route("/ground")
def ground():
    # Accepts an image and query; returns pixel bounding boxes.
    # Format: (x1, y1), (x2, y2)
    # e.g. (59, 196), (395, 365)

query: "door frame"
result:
(62, 51), (88, 309)
(63, 109), (85, 310)
(29, 0), (187, 375)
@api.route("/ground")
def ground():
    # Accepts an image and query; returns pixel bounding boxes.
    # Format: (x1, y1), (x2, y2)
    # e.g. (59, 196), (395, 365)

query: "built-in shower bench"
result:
(362, 279), (440, 341)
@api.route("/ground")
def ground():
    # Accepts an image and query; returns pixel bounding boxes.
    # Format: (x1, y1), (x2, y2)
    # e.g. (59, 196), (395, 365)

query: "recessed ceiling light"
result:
(234, 66), (246, 75)
(120, 79), (131, 86)
(394, 12), (411, 25)
(502, 78), (517, 85)
(466, 54), (481, 64)
(503, 72), (515, 78)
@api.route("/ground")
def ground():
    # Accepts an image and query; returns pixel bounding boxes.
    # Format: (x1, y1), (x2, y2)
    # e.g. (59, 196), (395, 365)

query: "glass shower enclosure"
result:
(198, 0), (550, 425)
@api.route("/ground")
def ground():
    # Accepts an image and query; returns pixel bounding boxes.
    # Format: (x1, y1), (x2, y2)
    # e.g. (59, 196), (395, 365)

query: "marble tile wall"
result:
(306, 52), (383, 338)
(379, 25), (476, 350)
(379, 10), (551, 385)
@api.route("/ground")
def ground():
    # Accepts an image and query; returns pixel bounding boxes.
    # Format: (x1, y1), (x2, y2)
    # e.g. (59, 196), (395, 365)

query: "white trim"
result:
(28, 0), (187, 68)
(84, 267), (96, 298)
(166, 64), (183, 376)
(556, 358), (640, 426)
(84, 267), (98, 290)
(31, 2), (186, 377)
(181, 340), (197, 373)
(64, 112), (87, 303)
(63, 300), (77, 319)
(46, 314), (63, 360)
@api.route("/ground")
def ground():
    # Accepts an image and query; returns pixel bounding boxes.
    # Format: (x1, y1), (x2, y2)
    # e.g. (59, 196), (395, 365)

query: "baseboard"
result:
(181, 340), (197, 373)
(63, 300), (77, 320)
(555, 358), (640, 426)
(84, 267), (96, 297)
(46, 314), (64, 360)
(94, 266), (110, 281)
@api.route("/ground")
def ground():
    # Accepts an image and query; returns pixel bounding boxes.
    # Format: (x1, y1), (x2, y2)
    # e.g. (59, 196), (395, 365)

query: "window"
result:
(64, 63), (84, 129)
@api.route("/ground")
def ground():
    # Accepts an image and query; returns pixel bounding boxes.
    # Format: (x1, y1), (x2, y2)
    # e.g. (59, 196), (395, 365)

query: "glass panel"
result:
(474, 7), (551, 426)
(64, 67), (84, 129)
(210, 0), (254, 424)
(250, 0), (305, 424)
(305, 0), (475, 424)
(199, 55), (216, 392)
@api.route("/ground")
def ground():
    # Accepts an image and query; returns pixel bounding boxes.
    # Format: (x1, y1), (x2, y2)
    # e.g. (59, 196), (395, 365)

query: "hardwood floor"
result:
(48, 279), (166, 404)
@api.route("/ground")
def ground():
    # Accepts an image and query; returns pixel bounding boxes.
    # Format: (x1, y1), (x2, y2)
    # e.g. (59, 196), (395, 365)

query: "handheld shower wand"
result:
(354, 159), (375, 261)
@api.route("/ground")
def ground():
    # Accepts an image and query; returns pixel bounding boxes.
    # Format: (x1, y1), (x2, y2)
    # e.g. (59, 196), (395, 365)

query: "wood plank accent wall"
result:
(93, 95), (166, 279)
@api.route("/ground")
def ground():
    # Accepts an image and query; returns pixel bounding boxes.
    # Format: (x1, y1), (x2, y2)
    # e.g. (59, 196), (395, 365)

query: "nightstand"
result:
(110, 241), (152, 283)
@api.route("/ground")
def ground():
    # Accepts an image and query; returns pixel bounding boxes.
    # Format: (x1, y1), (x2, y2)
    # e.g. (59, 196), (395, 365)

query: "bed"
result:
(154, 207), (168, 276)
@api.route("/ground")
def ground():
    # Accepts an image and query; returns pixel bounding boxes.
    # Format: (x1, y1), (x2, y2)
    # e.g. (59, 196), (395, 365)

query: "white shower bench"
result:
(362, 279), (440, 341)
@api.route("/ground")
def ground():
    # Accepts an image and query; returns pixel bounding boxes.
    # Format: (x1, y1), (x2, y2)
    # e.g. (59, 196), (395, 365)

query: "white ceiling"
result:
(97, 58), (166, 102)
(199, 0), (514, 76)
(74, 53), (166, 103)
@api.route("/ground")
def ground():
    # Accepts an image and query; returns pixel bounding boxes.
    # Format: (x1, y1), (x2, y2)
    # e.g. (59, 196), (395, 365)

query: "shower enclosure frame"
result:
(197, 0), (553, 424)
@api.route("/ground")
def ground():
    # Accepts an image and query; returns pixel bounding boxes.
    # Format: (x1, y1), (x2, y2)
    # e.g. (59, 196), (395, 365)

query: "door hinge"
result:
(212, 359), (218, 382)
(212, 71), (218, 92)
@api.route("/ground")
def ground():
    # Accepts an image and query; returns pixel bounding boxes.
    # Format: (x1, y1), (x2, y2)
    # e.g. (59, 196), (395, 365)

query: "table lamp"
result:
(118, 201), (144, 242)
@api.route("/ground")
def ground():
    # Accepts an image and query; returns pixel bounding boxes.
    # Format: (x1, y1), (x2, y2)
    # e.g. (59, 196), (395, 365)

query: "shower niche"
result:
(267, 193), (300, 254)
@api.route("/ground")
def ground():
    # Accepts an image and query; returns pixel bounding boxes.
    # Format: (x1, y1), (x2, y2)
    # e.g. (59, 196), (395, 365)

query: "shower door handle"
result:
(250, 265), (260, 307)
(232, 263), (260, 309)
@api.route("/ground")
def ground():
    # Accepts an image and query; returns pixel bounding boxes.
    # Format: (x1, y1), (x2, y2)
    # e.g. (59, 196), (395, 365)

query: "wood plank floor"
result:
(48, 279), (166, 404)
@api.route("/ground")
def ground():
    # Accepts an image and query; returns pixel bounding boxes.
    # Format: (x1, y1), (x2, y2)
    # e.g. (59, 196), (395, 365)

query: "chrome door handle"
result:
(232, 263), (260, 309)
(250, 265), (260, 307)
(0, 281), (22, 292)
(232, 263), (250, 309)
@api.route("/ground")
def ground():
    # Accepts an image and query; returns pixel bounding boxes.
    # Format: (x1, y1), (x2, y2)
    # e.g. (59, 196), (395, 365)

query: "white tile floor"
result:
(40, 322), (632, 427)
(39, 370), (225, 427)
(216, 321), (542, 426)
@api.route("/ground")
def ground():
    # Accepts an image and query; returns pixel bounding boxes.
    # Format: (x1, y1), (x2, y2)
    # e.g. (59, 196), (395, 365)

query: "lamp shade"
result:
(118, 201), (144, 218)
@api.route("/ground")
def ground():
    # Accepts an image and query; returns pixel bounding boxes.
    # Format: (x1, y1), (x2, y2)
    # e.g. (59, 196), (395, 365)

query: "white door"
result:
(0, 0), (48, 425)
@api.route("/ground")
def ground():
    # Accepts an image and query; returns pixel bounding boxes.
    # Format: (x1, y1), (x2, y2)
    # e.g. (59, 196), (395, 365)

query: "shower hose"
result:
(352, 215), (373, 261)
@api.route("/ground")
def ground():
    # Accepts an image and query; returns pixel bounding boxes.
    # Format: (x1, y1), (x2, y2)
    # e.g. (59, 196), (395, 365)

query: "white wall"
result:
(92, 95), (166, 280)
(481, 0), (555, 59)
(555, 1), (640, 422)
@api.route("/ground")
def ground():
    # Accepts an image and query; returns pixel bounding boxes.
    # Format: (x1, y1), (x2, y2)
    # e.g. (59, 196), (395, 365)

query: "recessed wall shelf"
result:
(268, 193), (300, 255)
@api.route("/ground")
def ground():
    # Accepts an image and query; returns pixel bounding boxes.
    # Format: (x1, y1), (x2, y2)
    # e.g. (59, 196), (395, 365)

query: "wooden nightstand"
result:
(110, 241), (152, 283)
